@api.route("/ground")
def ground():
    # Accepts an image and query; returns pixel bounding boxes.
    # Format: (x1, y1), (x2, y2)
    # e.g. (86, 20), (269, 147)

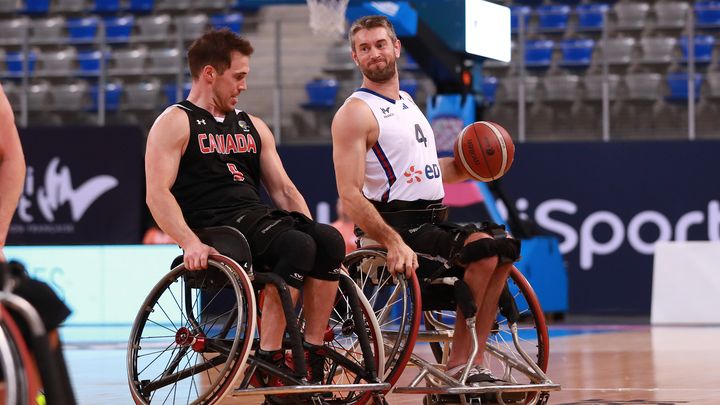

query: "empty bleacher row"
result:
(0, 2), (350, 139)
(478, 0), (720, 140)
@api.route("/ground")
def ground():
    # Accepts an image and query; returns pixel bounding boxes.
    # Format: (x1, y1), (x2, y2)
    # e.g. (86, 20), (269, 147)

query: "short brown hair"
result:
(187, 29), (254, 79)
(348, 15), (398, 51)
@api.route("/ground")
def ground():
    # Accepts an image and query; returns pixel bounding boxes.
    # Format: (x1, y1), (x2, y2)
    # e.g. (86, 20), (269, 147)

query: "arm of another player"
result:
(439, 156), (471, 184)
(331, 99), (417, 277)
(251, 114), (312, 218)
(145, 107), (218, 270)
(0, 84), (25, 263)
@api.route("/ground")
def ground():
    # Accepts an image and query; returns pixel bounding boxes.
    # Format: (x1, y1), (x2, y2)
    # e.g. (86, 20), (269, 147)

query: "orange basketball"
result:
(453, 121), (515, 182)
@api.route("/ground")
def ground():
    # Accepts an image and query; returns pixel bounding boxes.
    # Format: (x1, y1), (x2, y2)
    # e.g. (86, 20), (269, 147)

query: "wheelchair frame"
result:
(126, 226), (390, 405)
(0, 263), (77, 405)
(343, 246), (561, 405)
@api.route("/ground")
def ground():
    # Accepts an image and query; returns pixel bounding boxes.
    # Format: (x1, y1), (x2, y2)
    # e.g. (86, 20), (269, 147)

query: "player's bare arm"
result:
(145, 107), (217, 269)
(251, 114), (312, 218)
(439, 157), (471, 184)
(332, 98), (417, 276)
(0, 84), (25, 262)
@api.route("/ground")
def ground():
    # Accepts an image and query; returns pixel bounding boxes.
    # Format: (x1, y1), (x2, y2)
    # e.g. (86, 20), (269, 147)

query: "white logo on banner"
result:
(16, 157), (119, 229)
(496, 198), (720, 270)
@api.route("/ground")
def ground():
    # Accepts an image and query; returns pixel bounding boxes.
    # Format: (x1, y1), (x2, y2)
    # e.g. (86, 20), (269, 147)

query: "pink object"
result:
(443, 181), (485, 207)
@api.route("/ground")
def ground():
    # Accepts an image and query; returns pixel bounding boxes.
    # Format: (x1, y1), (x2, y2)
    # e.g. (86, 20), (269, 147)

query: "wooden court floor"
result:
(66, 324), (720, 404)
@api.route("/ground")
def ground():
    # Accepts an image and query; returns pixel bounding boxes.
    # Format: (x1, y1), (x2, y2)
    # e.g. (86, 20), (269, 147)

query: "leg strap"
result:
(495, 237), (522, 263)
(456, 237), (522, 265)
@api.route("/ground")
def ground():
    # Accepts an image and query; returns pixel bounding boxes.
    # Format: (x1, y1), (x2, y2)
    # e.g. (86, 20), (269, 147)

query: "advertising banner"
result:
(9, 126), (145, 245)
(278, 140), (720, 314)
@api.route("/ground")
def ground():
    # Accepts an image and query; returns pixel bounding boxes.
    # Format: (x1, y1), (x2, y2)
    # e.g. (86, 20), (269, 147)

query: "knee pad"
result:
(456, 237), (497, 265)
(495, 237), (522, 263)
(268, 230), (317, 289)
(307, 223), (344, 281)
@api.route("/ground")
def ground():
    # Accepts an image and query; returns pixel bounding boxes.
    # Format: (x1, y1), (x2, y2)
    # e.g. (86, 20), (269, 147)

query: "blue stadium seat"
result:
(210, 13), (243, 33)
(536, 5), (571, 32)
(76, 49), (104, 76)
(302, 79), (338, 110)
(4, 51), (37, 78)
(89, 82), (123, 112)
(525, 39), (555, 69)
(164, 82), (191, 105)
(94, 0), (121, 13)
(511, 6), (531, 33)
(105, 16), (134, 44)
(67, 16), (99, 43)
(666, 72), (703, 102)
(679, 35), (716, 64)
(24, 0), (50, 14)
(126, 0), (154, 13)
(575, 3), (609, 31)
(483, 76), (498, 106)
(560, 38), (595, 69)
(695, 1), (720, 28)
(399, 78), (418, 99)
(512, 0), (542, 6)
(402, 53), (420, 72)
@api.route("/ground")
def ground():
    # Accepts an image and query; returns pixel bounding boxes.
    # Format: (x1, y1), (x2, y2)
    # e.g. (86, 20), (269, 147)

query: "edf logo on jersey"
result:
(404, 163), (441, 183)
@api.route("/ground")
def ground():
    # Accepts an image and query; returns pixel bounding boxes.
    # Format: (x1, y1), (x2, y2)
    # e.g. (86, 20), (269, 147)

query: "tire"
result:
(127, 255), (257, 404)
(0, 305), (41, 405)
(343, 248), (421, 390)
(320, 273), (385, 405)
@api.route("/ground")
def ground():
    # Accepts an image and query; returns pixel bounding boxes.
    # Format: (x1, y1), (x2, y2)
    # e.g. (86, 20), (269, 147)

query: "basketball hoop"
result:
(307, 0), (349, 37)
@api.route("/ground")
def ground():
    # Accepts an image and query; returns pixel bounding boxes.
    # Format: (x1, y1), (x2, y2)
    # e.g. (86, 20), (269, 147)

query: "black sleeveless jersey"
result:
(171, 100), (266, 227)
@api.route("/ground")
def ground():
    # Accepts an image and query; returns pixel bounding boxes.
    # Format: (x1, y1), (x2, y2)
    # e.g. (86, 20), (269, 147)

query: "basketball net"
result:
(307, 0), (349, 38)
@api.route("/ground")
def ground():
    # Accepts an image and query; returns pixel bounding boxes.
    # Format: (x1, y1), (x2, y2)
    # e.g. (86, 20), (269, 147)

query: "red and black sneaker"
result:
(303, 341), (328, 384)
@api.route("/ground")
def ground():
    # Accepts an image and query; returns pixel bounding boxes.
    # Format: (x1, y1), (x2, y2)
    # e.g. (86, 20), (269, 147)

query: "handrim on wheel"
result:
(127, 256), (256, 405)
(343, 248), (422, 391)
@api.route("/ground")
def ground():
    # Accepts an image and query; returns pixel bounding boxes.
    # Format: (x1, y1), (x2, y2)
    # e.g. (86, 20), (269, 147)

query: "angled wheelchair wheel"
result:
(343, 248), (421, 389)
(323, 273), (384, 405)
(486, 267), (549, 403)
(0, 305), (41, 405)
(127, 255), (257, 405)
(424, 267), (549, 404)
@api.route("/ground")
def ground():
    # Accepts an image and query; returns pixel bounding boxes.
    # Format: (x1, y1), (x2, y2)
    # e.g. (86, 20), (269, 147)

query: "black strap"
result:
(379, 206), (449, 229)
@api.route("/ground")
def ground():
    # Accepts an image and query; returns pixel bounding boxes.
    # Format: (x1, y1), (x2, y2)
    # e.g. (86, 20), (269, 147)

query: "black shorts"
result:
(398, 221), (508, 311)
(227, 208), (343, 288)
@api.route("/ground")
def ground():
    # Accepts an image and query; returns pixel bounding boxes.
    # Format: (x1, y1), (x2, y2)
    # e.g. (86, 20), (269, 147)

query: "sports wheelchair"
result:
(343, 238), (561, 405)
(0, 261), (77, 405)
(127, 226), (390, 405)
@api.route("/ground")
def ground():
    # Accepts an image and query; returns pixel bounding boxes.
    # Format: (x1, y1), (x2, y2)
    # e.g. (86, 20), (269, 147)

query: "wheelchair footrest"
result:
(392, 382), (561, 395)
(232, 382), (391, 396)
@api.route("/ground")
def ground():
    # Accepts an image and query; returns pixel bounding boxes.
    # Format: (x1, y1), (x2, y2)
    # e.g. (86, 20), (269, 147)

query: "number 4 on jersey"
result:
(415, 124), (427, 147)
(227, 163), (245, 182)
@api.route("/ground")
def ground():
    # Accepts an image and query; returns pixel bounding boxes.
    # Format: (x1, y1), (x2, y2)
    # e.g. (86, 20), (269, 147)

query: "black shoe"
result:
(257, 349), (304, 405)
(256, 349), (295, 384)
(303, 341), (328, 384)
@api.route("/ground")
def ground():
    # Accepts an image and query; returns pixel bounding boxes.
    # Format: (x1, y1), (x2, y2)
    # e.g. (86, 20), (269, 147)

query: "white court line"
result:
(561, 387), (720, 392)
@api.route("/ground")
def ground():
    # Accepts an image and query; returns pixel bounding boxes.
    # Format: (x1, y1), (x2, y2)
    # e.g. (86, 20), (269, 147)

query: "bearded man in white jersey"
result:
(331, 16), (521, 384)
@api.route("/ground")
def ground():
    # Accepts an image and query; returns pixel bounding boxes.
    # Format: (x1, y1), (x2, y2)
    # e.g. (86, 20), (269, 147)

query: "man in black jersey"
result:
(145, 29), (344, 385)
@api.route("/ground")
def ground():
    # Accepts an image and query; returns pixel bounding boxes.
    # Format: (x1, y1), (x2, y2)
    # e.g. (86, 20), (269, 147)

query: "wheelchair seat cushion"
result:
(194, 226), (253, 265)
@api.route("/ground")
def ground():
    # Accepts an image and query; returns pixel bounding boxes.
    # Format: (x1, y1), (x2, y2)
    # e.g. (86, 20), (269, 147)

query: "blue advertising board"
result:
(278, 140), (720, 315)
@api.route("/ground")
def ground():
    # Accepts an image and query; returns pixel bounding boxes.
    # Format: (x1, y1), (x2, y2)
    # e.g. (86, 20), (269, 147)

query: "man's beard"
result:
(361, 58), (397, 83)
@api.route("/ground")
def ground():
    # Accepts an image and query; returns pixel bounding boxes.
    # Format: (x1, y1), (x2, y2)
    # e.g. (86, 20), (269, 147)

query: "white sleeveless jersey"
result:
(347, 88), (444, 203)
